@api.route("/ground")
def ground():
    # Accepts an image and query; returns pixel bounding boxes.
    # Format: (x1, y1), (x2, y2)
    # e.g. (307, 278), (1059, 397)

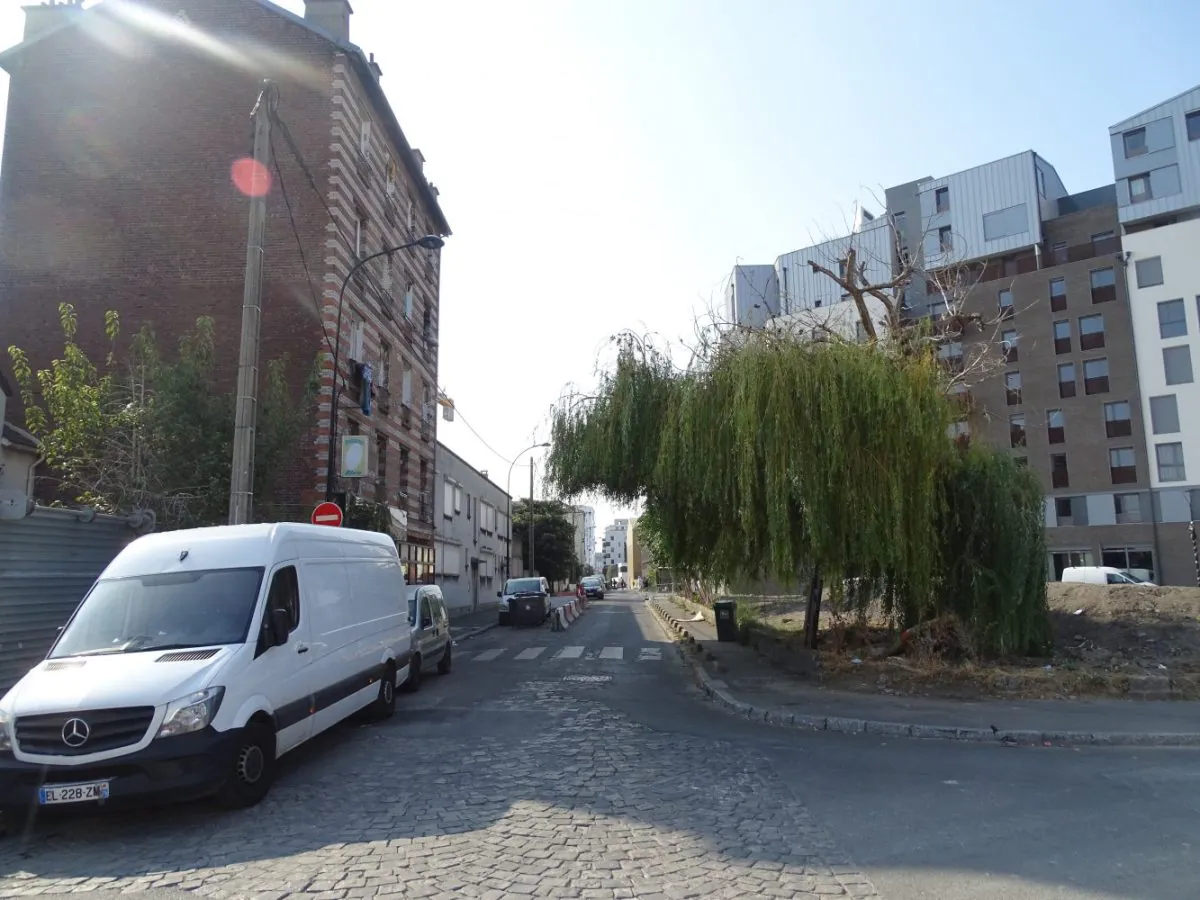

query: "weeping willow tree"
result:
(546, 330), (1050, 656)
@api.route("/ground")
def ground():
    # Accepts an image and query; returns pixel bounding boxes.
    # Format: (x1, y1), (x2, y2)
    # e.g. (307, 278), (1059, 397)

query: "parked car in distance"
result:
(580, 575), (605, 600)
(404, 584), (453, 692)
(1061, 566), (1157, 586)
(0, 523), (411, 823)
(498, 576), (551, 626)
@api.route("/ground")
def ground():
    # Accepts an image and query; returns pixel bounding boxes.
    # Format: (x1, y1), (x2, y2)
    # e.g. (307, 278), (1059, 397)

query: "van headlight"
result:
(157, 687), (225, 738)
(0, 709), (11, 753)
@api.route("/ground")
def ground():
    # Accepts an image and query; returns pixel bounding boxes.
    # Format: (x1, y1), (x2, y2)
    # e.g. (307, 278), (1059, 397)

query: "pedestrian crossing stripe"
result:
(460, 645), (667, 663)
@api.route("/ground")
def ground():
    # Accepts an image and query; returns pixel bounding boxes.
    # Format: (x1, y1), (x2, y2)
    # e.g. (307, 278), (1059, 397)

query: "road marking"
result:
(599, 646), (624, 660)
(514, 647), (546, 661)
(638, 646), (662, 661)
(472, 648), (504, 662)
(554, 646), (585, 659)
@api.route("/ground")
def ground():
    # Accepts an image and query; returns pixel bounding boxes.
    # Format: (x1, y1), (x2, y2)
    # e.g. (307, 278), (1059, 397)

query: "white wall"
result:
(774, 217), (894, 315)
(1123, 219), (1200, 490)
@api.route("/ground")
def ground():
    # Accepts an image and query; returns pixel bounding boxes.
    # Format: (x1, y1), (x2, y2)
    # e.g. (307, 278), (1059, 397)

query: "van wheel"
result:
(437, 644), (452, 675)
(402, 655), (422, 693)
(215, 722), (276, 809)
(369, 663), (397, 719)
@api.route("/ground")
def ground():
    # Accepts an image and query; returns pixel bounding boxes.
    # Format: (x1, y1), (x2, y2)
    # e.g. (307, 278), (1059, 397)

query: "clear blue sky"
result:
(2, 0), (1198, 536)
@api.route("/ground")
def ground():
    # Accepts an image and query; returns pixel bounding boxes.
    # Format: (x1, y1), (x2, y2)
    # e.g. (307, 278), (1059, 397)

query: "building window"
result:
(1046, 409), (1065, 444)
(1104, 400), (1132, 438)
(935, 186), (949, 213)
(1058, 362), (1076, 398)
(1005, 371), (1022, 405)
(1158, 298), (1187, 339)
(1129, 174), (1152, 204)
(379, 339), (391, 391)
(1135, 256), (1164, 288)
(355, 214), (367, 258)
(1054, 496), (1075, 526)
(938, 341), (964, 371)
(947, 420), (970, 443)
(1188, 111), (1200, 142)
(1090, 268), (1116, 304)
(1052, 241), (1068, 265)
(1050, 277), (1067, 312)
(938, 226), (952, 252)
(1053, 319), (1072, 355)
(1013, 456), (1028, 467)
(1149, 394), (1180, 435)
(1078, 314), (1105, 350)
(375, 434), (388, 501)
(442, 479), (454, 519)
(929, 299), (947, 321)
(1156, 442), (1187, 482)
(1009, 414), (1026, 448)
(454, 484), (463, 514)
(1051, 453), (1070, 489)
(998, 289), (1014, 319)
(1083, 358), (1110, 394)
(1001, 329), (1018, 363)
(1123, 127), (1147, 158)
(1114, 492), (1143, 524)
(1102, 547), (1155, 582)
(1109, 447), (1137, 485)
(1163, 345), (1194, 385)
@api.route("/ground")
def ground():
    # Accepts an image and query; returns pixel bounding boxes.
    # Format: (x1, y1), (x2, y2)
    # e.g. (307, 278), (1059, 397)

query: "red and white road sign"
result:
(311, 501), (344, 527)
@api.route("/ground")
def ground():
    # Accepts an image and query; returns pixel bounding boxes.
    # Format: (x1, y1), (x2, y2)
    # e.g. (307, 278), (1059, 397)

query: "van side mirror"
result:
(496, 590), (502, 598)
(422, 614), (433, 628)
(269, 608), (291, 646)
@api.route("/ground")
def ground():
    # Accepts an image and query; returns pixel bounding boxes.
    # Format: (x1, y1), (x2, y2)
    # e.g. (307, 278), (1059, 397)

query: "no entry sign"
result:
(311, 501), (344, 527)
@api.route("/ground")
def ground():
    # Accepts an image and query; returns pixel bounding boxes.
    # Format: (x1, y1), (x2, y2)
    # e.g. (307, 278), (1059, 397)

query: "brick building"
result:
(0, 0), (450, 582)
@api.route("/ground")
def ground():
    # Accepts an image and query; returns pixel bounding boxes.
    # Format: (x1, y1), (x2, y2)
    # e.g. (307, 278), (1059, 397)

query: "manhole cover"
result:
(563, 674), (612, 683)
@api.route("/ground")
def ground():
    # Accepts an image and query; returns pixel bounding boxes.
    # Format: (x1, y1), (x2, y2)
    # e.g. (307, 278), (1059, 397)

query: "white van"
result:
(0, 523), (411, 820)
(1061, 565), (1156, 586)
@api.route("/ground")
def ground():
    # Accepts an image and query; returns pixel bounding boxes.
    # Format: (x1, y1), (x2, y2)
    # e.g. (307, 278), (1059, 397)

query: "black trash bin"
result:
(713, 599), (738, 642)
(513, 594), (547, 627)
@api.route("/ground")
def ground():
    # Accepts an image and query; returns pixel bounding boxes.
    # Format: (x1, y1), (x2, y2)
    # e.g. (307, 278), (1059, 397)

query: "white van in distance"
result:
(1061, 566), (1157, 587)
(0, 523), (411, 821)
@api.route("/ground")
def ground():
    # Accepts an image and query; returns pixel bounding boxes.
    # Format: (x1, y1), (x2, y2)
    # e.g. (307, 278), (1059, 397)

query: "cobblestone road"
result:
(0, 678), (878, 899)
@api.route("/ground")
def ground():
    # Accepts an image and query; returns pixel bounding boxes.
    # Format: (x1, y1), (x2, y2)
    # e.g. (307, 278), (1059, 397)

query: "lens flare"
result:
(231, 158), (271, 197)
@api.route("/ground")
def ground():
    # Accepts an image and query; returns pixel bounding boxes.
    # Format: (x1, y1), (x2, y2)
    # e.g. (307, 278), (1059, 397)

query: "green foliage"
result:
(344, 494), (393, 535)
(8, 303), (317, 527)
(936, 448), (1052, 655)
(546, 332), (1051, 656)
(510, 499), (578, 584)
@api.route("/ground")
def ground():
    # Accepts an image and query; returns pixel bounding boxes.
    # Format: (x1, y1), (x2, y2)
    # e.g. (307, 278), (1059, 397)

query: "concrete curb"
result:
(644, 598), (1200, 748)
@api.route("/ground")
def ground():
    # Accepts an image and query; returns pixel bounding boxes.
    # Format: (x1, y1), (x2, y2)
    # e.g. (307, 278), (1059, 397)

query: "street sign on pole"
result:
(311, 501), (344, 527)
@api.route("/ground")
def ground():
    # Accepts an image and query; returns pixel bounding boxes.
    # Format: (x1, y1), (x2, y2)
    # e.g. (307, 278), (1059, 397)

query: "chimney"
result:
(368, 52), (382, 80)
(303, 0), (353, 44)
(412, 148), (426, 172)
(22, 0), (84, 42)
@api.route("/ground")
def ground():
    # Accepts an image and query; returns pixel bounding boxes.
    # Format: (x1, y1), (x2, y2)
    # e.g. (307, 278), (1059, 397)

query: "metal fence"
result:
(0, 506), (152, 694)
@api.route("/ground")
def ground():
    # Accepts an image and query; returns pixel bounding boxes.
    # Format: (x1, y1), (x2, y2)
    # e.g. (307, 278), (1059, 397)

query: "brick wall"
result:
(0, 0), (444, 534)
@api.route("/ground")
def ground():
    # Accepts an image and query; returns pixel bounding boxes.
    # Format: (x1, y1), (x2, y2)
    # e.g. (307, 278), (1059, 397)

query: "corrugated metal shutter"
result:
(0, 507), (142, 695)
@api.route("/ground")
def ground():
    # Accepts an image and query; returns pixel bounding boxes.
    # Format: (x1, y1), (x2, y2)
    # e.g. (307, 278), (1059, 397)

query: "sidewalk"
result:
(649, 596), (1200, 746)
(448, 603), (501, 640)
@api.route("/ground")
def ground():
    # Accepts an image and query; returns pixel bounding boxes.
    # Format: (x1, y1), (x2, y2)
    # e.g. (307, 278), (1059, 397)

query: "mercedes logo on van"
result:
(61, 718), (90, 748)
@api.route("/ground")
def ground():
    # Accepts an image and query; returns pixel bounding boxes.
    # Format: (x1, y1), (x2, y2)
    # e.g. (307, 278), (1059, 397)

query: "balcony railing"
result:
(934, 236), (1122, 291)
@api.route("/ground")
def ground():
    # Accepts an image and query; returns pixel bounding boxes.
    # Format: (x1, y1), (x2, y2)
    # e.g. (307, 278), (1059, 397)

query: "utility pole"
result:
(228, 80), (276, 525)
(528, 460), (535, 577)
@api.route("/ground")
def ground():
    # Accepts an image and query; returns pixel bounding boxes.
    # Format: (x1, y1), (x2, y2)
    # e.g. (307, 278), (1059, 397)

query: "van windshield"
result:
(51, 567), (266, 658)
(503, 578), (543, 595)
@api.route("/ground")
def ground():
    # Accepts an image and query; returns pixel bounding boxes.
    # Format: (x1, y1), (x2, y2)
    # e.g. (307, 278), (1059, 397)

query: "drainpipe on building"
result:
(1116, 249), (1164, 579)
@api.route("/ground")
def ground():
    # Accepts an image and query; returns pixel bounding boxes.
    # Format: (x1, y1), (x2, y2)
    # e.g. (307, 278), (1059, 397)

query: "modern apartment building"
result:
(727, 132), (1200, 582)
(0, 0), (450, 575)
(601, 519), (630, 569)
(725, 265), (778, 328)
(1107, 84), (1200, 584)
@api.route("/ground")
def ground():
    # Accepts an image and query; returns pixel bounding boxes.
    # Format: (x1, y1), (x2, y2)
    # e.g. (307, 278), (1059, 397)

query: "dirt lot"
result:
(725, 583), (1200, 700)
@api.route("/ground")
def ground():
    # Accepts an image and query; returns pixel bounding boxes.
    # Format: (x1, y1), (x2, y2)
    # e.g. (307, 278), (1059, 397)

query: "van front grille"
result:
(15, 707), (156, 756)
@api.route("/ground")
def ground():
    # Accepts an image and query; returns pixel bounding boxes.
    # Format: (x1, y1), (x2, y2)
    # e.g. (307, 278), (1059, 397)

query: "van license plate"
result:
(38, 781), (110, 805)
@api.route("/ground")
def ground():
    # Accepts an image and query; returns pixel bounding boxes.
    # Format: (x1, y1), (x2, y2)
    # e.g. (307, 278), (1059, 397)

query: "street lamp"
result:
(506, 442), (549, 583)
(324, 234), (445, 502)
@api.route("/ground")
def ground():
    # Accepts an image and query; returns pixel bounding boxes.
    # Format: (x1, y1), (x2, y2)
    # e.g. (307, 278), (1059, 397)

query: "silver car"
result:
(404, 584), (452, 691)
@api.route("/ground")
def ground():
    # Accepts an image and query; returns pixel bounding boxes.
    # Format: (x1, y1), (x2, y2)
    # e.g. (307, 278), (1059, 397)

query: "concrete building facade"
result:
(0, 0), (450, 577)
(601, 519), (629, 570)
(433, 442), (510, 615)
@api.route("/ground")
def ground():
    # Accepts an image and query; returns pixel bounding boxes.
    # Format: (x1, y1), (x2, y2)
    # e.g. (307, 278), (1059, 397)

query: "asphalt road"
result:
(1, 592), (1196, 899)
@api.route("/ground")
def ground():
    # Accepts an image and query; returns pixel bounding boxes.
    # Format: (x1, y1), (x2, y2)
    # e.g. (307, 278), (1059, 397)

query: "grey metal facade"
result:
(0, 506), (149, 694)
(1109, 85), (1200, 226)
(433, 442), (511, 615)
(726, 265), (778, 326)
